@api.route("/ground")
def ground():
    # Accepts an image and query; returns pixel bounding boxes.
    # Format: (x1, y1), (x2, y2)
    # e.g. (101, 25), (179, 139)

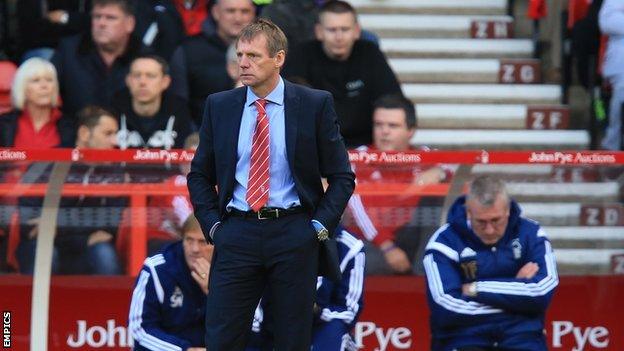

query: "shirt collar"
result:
(245, 76), (284, 107)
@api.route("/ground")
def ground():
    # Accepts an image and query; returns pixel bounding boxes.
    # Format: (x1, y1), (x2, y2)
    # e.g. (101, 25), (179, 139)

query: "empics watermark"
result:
(3, 311), (10, 348)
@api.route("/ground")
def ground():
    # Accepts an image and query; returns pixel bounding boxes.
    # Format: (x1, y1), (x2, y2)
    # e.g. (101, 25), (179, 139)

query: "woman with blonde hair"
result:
(0, 57), (74, 148)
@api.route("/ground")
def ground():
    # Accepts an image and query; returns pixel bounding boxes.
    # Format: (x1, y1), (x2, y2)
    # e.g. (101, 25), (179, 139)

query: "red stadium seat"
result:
(528, 0), (548, 20)
(567, 0), (592, 29)
(0, 61), (17, 114)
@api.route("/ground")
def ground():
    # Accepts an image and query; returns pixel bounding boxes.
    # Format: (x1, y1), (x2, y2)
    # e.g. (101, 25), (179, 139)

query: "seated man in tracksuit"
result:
(129, 215), (213, 351)
(248, 225), (366, 351)
(423, 175), (559, 351)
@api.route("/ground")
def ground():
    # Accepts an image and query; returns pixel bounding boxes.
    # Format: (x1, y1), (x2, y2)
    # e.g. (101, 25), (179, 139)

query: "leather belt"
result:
(228, 206), (306, 220)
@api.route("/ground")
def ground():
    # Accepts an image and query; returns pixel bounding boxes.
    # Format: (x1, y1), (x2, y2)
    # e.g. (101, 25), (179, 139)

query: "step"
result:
(546, 226), (624, 242)
(416, 103), (570, 129)
(411, 129), (589, 150)
(507, 182), (620, 202)
(403, 84), (561, 104)
(392, 58), (542, 84)
(382, 38), (533, 59)
(391, 59), (499, 83)
(548, 226), (624, 249)
(555, 249), (624, 265)
(360, 14), (513, 38)
(555, 249), (624, 275)
(521, 203), (581, 225)
(351, 0), (507, 15)
(418, 105), (525, 127)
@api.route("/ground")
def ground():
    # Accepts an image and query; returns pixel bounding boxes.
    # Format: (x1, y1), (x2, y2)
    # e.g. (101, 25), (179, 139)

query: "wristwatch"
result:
(311, 220), (329, 241)
(59, 12), (69, 24)
(316, 227), (329, 241)
(466, 282), (478, 297)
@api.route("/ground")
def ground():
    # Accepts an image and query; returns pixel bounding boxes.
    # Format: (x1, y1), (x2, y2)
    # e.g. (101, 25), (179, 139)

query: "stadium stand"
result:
(350, 0), (622, 279)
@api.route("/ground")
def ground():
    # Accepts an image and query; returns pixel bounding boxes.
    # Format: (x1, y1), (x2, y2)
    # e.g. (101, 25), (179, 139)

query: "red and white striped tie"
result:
(246, 99), (270, 211)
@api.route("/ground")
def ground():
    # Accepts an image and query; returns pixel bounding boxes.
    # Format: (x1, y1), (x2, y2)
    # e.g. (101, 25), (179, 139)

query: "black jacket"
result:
(284, 40), (402, 147)
(0, 109), (76, 147)
(52, 33), (147, 116)
(17, 0), (91, 54)
(112, 88), (193, 149)
(169, 31), (233, 125)
(133, 0), (187, 61)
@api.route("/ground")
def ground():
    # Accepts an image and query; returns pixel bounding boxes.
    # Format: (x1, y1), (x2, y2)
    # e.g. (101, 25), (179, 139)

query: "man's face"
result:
(85, 115), (119, 149)
(183, 228), (214, 269)
(126, 58), (170, 104)
(315, 12), (360, 61)
(91, 4), (135, 49)
(373, 108), (414, 151)
(237, 34), (284, 90)
(212, 0), (255, 42)
(466, 195), (510, 245)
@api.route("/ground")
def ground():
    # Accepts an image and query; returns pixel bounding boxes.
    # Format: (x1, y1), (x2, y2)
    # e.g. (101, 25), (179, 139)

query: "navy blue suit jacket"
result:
(188, 79), (355, 244)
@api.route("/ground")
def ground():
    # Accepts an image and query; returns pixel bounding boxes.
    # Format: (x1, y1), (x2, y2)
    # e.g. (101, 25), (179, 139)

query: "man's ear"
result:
(77, 125), (90, 146)
(161, 75), (172, 91)
(274, 50), (285, 69)
(314, 23), (323, 40)
(125, 15), (136, 34)
(211, 4), (220, 22)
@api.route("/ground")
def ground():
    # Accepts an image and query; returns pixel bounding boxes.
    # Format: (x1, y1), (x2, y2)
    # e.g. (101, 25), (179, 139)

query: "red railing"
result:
(1, 148), (623, 274)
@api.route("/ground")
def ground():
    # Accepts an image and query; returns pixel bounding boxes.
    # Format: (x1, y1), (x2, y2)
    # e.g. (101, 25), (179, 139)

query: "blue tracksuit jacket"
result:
(423, 196), (558, 351)
(129, 242), (206, 350)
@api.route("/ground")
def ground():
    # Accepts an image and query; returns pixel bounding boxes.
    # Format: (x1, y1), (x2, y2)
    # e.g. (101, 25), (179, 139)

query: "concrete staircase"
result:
(354, 0), (588, 150)
(353, 0), (618, 275)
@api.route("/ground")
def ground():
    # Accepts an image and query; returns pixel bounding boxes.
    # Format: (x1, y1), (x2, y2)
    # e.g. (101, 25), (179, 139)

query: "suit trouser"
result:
(205, 212), (319, 351)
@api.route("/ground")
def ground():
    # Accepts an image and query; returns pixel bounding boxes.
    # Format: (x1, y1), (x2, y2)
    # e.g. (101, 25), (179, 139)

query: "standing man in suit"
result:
(187, 18), (355, 351)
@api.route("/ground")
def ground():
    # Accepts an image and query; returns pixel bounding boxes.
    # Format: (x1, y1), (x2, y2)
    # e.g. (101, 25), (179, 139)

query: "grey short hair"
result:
(237, 18), (288, 57)
(226, 43), (237, 64)
(11, 58), (59, 110)
(466, 175), (510, 207)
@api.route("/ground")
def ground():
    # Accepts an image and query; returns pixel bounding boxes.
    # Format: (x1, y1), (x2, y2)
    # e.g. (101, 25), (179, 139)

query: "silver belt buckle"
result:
(257, 208), (279, 220)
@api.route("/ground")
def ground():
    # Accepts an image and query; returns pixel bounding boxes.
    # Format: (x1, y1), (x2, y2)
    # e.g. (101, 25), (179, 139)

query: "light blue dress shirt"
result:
(227, 77), (301, 211)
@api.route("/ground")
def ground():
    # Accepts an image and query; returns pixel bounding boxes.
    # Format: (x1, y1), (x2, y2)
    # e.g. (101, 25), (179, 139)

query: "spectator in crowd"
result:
(247, 225), (365, 351)
(226, 43), (244, 88)
(169, 0), (255, 125)
(132, 0), (189, 61)
(599, 0), (624, 150)
(172, 0), (213, 36)
(260, 0), (379, 54)
(53, 0), (145, 116)
(17, 0), (91, 62)
(284, 0), (402, 148)
(0, 57), (75, 149)
(113, 54), (193, 149)
(129, 214), (213, 351)
(423, 175), (558, 351)
(259, 0), (317, 52)
(345, 94), (448, 275)
(16, 105), (125, 275)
